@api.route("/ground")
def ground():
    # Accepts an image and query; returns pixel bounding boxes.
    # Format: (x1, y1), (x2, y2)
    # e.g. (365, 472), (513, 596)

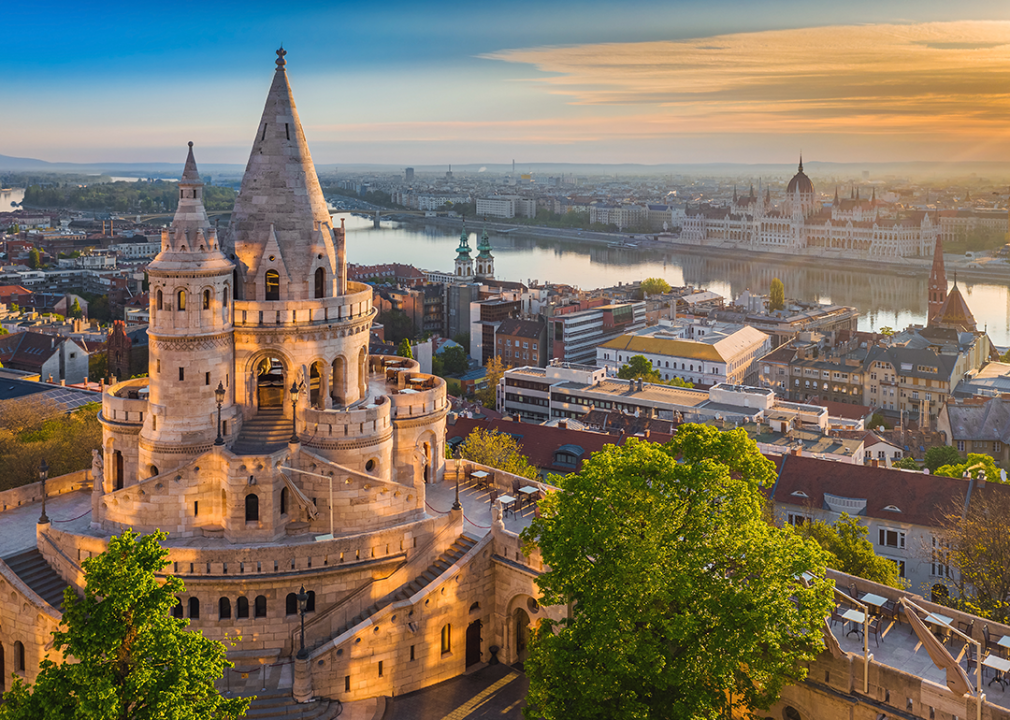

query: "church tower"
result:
(928, 236), (947, 322)
(474, 226), (494, 280)
(141, 143), (236, 476)
(454, 225), (473, 278)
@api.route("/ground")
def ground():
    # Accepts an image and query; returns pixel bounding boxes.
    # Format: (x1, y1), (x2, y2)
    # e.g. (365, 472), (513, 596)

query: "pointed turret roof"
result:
(181, 141), (202, 184)
(933, 280), (977, 333)
(834, 186), (839, 203)
(456, 225), (472, 259)
(226, 48), (335, 300)
(476, 226), (493, 259)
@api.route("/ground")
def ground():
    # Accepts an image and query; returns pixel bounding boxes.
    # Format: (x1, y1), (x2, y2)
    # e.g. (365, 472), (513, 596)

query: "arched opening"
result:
(331, 356), (347, 406)
(265, 270), (280, 301)
(172, 598), (184, 619)
(0, 643), (4, 690)
(466, 619), (482, 667)
(441, 624), (451, 654)
(280, 487), (289, 516)
(309, 362), (322, 407)
(514, 607), (531, 663)
(188, 597), (200, 619)
(233, 269), (241, 300)
(255, 356), (287, 408)
(156, 290), (163, 311)
(177, 289), (186, 311)
(286, 593), (298, 616)
(254, 595), (267, 618)
(14, 641), (24, 673)
(783, 708), (801, 720)
(114, 450), (124, 490)
(219, 597), (231, 620)
(306, 590), (315, 612)
(314, 268), (325, 299)
(245, 494), (259, 522)
(223, 285), (230, 306)
(149, 465), (158, 478)
(423, 441), (432, 484)
(237, 596), (249, 619)
(358, 346), (367, 398)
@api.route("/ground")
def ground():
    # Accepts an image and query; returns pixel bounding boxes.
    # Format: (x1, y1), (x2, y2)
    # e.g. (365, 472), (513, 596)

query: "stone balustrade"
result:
(234, 282), (373, 328)
(101, 377), (150, 426)
(302, 396), (391, 441)
(0, 470), (91, 512)
(387, 376), (447, 420)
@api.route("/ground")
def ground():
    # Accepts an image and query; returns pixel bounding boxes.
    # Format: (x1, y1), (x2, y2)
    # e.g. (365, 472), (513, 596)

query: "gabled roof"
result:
(930, 284), (976, 332)
(496, 318), (544, 339)
(944, 396), (1010, 443)
(0, 331), (68, 370)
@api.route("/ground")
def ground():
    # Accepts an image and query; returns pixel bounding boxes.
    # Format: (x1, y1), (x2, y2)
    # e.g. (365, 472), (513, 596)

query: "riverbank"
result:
(393, 213), (1010, 285)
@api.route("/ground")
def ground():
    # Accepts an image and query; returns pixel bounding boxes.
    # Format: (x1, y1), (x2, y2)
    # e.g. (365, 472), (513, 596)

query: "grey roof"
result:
(863, 344), (958, 381)
(945, 398), (1010, 443)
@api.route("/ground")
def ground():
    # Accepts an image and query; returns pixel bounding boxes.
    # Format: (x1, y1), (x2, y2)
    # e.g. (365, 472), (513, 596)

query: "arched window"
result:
(219, 597), (232, 620)
(14, 641), (25, 673)
(188, 597), (200, 619)
(254, 595), (267, 618)
(280, 487), (288, 516)
(265, 270), (280, 301)
(203, 289), (211, 310)
(236, 596), (249, 619)
(156, 290), (163, 310)
(306, 590), (315, 613)
(245, 494), (259, 522)
(223, 286), (230, 306)
(441, 624), (451, 653)
(172, 597), (184, 619)
(314, 268), (325, 299)
(177, 289), (186, 311)
(286, 593), (298, 616)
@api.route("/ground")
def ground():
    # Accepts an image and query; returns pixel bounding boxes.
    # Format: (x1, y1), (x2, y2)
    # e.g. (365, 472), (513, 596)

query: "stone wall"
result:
(0, 469), (90, 512)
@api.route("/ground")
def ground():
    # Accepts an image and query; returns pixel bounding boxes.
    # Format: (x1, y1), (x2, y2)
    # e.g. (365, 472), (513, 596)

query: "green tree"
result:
(934, 453), (1003, 482)
(396, 338), (413, 359)
(892, 456), (919, 471)
(89, 351), (108, 381)
(616, 354), (661, 383)
(924, 445), (964, 473)
(878, 326), (895, 337)
(452, 332), (470, 349)
(69, 298), (83, 320)
(522, 427), (833, 720)
(867, 412), (891, 430)
(88, 295), (111, 323)
(640, 277), (671, 296)
(27, 247), (41, 269)
(801, 513), (902, 587)
(476, 356), (507, 408)
(377, 309), (415, 344)
(0, 530), (250, 720)
(769, 277), (785, 311)
(440, 345), (469, 376)
(457, 427), (539, 480)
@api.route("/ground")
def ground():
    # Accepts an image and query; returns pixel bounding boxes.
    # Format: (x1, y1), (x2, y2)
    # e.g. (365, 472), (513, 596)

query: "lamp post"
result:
(38, 459), (49, 524)
(214, 382), (226, 446)
(296, 585), (308, 659)
(289, 381), (299, 444)
(452, 469), (461, 511)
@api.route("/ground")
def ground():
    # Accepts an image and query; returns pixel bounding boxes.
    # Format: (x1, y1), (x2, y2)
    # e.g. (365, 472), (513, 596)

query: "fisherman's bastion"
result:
(0, 49), (557, 713)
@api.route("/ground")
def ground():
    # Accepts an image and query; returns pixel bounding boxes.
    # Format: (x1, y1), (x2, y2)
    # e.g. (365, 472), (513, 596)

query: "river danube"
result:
(340, 213), (1010, 347)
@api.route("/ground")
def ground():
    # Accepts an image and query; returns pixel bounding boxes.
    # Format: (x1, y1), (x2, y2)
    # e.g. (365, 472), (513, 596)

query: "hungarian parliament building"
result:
(679, 159), (939, 259)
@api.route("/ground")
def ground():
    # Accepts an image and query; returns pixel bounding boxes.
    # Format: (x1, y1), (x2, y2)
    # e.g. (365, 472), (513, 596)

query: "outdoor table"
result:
(471, 470), (490, 490)
(860, 593), (888, 613)
(518, 485), (541, 510)
(841, 608), (865, 637)
(998, 635), (1010, 653)
(499, 494), (517, 518)
(924, 612), (953, 644)
(984, 654), (1010, 687)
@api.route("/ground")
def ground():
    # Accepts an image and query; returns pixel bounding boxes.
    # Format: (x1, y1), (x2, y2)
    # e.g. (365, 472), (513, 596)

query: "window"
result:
(205, 372), (210, 386)
(219, 597), (232, 619)
(995, 441), (1002, 453)
(177, 289), (186, 311)
(878, 528), (905, 549)
(245, 494), (259, 522)
(286, 593), (298, 616)
(931, 537), (950, 578)
(280, 487), (288, 516)
(254, 595), (267, 618)
(306, 590), (315, 612)
(314, 268), (325, 299)
(237, 596), (249, 619)
(179, 367), (184, 381)
(156, 290), (163, 310)
(223, 286), (230, 306)
(957, 440), (965, 452)
(441, 624), (451, 653)
(172, 597), (184, 619)
(203, 289), (211, 310)
(14, 641), (25, 673)
(787, 512), (810, 526)
(188, 597), (200, 619)
(265, 270), (280, 301)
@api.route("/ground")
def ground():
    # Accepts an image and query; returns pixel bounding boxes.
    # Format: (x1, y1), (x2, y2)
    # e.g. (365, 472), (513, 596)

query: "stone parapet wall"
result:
(0, 470), (90, 513)
(233, 282), (372, 328)
(101, 378), (150, 426)
(302, 397), (390, 441)
(445, 459), (560, 497)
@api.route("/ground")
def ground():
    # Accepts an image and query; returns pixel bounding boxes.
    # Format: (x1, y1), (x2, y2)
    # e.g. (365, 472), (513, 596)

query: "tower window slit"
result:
(285, 123), (290, 140)
(262, 124), (267, 140)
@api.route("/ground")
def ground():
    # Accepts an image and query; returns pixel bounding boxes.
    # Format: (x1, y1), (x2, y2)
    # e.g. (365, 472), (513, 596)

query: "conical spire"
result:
(856, 186), (860, 200)
(733, 186), (738, 202)
(181, 141), (202, 184)
(871, 187), (876, 202)
(798, 154), (803, 173)
(477, 225), (493, 258)
(749, 183), (754, 199)
(227, 48), (335, 301)
(456, 225), (472, 257)
(834, 186), (839, 203)
(927, 234), (947, 324)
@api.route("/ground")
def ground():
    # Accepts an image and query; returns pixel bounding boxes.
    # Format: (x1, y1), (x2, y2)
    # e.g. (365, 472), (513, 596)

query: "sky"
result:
(5, 0), (1010, 166)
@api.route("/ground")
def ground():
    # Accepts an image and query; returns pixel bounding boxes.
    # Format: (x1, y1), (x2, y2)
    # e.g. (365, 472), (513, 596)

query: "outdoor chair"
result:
(868, 617), (884, 647)
(829, 605), (846, 628)
(984, 624), (1002, 656)
(488, 489), (499, 510)
(965, 642), (978, 676)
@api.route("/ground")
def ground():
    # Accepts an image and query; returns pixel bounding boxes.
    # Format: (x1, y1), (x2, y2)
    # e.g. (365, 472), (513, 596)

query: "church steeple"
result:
(454, 225), (473, 278)
(475, 225), (495, 280)
(927, 235), (947, 323)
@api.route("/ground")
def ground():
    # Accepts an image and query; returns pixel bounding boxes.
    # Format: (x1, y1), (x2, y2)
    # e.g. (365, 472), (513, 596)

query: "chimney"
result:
(558, 419), (567, 429)
(644, 429), (650, 438)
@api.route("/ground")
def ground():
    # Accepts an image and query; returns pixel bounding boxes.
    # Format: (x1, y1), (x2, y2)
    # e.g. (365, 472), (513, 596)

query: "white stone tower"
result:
(140, 143), (237, 477)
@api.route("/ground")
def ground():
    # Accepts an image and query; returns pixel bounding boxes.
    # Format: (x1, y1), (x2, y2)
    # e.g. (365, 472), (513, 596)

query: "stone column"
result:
(292, 655), (313, 703)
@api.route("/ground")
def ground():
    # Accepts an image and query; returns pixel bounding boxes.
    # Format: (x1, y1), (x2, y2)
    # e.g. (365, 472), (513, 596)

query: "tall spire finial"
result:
(798, 153), (803, 173)
(276, 47), (287, 69)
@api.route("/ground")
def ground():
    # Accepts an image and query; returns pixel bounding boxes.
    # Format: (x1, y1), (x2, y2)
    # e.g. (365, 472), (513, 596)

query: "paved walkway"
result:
(0, 490), (93, 559)
(384, 664), (527, 720)
(426, 477), (537, 538)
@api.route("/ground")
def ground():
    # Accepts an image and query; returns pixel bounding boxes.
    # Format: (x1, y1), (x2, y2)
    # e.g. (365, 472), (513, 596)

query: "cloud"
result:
(477, 21), (1010, 158)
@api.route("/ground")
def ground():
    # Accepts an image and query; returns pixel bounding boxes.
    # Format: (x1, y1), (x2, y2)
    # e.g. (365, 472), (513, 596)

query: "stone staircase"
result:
(232, 408), (291, 455)
(239, 691), (341, 719)
(318, 535), (478, 650)
(3, 548), (71, 609)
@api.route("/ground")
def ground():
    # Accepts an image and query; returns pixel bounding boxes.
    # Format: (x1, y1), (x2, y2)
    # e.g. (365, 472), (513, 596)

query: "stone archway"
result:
(331, 356), (347, 406)
(254, 355), (287, 409)
(309, 361), (323, 408)
(514, 607), (531, 663)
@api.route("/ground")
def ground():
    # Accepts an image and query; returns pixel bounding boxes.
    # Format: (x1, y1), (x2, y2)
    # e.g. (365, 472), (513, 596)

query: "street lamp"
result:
(214, 382), (226, 446)
(296, 585), (309, 659)
(289, 382), (300, 444)
(452, 468), (461, 511)
(38, 459), (49, 524)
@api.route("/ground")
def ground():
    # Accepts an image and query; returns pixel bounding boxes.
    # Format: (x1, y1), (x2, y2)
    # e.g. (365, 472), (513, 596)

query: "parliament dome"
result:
(786, 157), (814, 196)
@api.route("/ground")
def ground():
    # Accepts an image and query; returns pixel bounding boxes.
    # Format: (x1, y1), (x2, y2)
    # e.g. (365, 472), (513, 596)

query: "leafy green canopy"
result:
(396, 338), (413, 359)
(616, 355), (693, 388)
(522, 426), (833, 720)
(769, 278), (785, 311)
(458, 427), (539, 480)
(924, 445), (969, 473)
(801, 513), (902, 588)
(640, 278), (671, 296)
(934, 453), (1005, 483)
(0, 530), (249, 720)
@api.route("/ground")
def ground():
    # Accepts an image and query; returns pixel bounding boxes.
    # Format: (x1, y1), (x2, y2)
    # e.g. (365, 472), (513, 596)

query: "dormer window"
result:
(265, 270), (280, 301)
(791, 490), (809, 498)
(883, 505), (902, 512)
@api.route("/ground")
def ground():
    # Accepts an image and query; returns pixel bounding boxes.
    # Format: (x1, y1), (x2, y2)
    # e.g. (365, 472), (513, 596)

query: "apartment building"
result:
(548, 302), (646, 364)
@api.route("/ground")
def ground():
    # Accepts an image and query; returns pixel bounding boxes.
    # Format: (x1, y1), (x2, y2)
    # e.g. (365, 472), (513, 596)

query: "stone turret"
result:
(927, 236), (947, 323)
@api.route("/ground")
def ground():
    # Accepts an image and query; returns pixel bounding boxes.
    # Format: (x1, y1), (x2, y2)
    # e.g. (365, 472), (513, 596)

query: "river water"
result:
(339, 212), (1010, 347)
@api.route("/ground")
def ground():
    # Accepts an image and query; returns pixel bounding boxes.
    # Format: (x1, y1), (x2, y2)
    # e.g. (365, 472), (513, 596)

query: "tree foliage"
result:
(522, 426), (834, 719)
(934, 453), (1004, 483)
(0, 530), (250, 720)
(0, 397), (102, 491)
(867, 412), (891, 430)
(457, 427), (538, 480)
(769, 277), (785, 311)
(616, 355), (693, 388)
(475, 356), (507, 408)
(24, 181), (235, 213)
(924, 445), (964, 473)
(376, 309), (415, 344)
(801, 513), (902, 588)
(27, 247), (41, 269)
(69, 298), (83, 319)
(892, 456), (919, 471)
(640, 277), (671, 296)
(396, 338), (413, 359)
